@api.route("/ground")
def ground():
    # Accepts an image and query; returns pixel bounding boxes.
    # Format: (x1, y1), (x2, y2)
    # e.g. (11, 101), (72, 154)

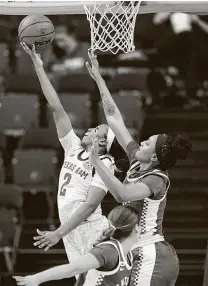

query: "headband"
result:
(107, 127), (115, 153)
(155, 134), (166, 163)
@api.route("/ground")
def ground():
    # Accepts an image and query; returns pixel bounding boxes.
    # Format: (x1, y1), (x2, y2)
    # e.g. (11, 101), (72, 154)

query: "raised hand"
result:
(33, 229), (60, 251)
(86, 52), (101, 81)
(191, 14), (200, 23)
(13, 275), (39, 286)
(20, 42), (43, 69)
(89, 137), (100, 165)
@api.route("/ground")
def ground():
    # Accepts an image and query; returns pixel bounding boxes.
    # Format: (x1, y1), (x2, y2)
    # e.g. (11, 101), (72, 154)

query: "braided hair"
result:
(155, 134), (192, 170)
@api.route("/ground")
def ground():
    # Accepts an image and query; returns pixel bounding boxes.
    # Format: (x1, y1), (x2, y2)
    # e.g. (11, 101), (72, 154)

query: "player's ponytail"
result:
(96, 225), (116, 244)
(95, 205), (140, 245)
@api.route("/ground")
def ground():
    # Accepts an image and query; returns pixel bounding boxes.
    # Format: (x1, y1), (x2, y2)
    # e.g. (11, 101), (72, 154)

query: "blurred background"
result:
(0, 12), (208, 286)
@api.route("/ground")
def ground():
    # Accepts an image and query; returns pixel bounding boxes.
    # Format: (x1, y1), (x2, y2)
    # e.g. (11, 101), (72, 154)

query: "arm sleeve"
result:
(59, 130), (81, 153)
(90, 244), (119, 271)
(140, 174), (167, 199)
(126, 141), (140, 165)
(91, 156), (115, 193)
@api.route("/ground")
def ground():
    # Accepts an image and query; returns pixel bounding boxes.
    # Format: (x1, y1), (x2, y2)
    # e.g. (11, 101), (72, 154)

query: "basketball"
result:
(18, 15), (55, 50)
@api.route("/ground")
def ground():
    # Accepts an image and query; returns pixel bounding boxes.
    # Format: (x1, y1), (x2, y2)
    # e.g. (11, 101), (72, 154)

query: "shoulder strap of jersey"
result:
(128, 160), (140, 173)
(113, 239), (127, 263)
(97, 240), (119, 252)
(97, 240), (122, 263)
(127, 251), (133, 265)
(140, 169), (170, 189)
(150, 169), (170, 190)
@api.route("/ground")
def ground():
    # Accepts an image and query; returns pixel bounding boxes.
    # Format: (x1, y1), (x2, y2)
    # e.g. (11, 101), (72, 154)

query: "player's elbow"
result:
(115, 196), (123, 203)
(110, 187), (127, 203)
(115, 194), (129, 203)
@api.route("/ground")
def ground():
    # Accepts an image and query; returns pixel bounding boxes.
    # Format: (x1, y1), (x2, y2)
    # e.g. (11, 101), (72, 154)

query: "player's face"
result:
(134, 224), (142, 240)
(81, 124), (108, 147)
(135, 135), (159, 163)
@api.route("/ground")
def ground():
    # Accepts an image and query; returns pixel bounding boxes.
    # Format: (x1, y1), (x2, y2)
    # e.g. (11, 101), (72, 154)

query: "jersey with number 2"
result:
(57, 130), (114, 222)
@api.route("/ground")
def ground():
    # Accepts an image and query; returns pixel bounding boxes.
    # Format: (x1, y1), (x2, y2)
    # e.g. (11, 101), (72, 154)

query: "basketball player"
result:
(20, 42), (125, 266)
(86, 54), (192, 286)
(14, 205), (140, 286)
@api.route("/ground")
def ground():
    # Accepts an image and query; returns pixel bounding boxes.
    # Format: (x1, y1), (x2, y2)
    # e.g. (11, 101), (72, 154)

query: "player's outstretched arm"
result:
(33, 186), (106, 251)
(89, 139), (152, 202)
(13, 254), (100, 285)
(86, 53), (133, 152)
(20, 42), (72, 138)
(33, 157), (113, 251)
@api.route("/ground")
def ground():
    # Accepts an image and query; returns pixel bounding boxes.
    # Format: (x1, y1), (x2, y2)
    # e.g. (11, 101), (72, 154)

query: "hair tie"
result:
(109, 220), (116, 231)
(155, 134), (166, 162)
(107, 128), (115, 153)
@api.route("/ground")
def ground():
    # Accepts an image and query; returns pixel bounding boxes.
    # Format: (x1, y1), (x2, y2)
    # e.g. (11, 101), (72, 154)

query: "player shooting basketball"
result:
(20, 42), (126, 269)
(86, 53), (192, 286)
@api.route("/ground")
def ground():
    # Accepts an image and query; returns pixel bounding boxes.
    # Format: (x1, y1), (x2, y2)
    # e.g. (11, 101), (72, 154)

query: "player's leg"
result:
(63, 217), (108, 282)
(130, 241), (179, 286)
(62, 235), (83, 280)
(129, 244), (157, 286)
(149, 241), (179, 286)
(63, 235), (82, 263)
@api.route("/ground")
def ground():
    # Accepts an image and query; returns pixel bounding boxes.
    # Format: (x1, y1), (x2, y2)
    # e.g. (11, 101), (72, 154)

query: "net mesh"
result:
(82, 1), (141, 54)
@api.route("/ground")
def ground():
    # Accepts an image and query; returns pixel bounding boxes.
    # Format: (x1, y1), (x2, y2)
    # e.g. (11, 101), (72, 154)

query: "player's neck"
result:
(119, 236), (135, 256)
(85, 144), (104, 155)
(139, 162), (152, 171)
(140, 160), (159, 171)
(85, 145), (91, 153)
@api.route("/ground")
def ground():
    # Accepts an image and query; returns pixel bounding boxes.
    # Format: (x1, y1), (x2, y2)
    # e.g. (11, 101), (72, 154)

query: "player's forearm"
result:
(35, 264), (77, 284)
(56, 203), (97, 238)
(96, 76), (123, 121)
(35, 66), (62, 111)
(95, 75), (133, 151)
(195, 17), (208, 34)
(92, 158), (126, 203)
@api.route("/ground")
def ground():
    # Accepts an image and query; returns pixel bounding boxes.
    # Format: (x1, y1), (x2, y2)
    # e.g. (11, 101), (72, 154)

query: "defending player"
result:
(86, 54), (192, 286)
(20, 42), (125, 265)
(14, 205), (140, 286)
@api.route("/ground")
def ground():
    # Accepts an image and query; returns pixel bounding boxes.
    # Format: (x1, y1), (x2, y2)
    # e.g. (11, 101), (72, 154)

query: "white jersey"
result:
(57, 130), (114, 222)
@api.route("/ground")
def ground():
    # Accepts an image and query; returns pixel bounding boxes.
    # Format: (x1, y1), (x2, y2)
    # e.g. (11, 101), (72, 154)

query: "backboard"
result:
(0, 1), (208, 15)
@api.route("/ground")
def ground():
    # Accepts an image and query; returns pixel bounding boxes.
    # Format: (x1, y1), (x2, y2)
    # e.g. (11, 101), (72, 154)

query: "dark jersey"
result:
(124, 141), (170, 247)
(83, 240), (133, 286)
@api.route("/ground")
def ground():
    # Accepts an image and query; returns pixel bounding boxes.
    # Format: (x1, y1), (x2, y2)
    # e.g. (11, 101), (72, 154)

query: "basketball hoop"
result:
(82, 1), (142, 54)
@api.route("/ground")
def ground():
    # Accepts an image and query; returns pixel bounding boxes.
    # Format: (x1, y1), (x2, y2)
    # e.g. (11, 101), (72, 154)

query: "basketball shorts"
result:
(61, 216), (109, 263)
(129, 241), (179, 286)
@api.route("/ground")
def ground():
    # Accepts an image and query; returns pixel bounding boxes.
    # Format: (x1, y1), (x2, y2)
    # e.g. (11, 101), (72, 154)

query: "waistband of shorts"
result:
(131, 234), (164, 249)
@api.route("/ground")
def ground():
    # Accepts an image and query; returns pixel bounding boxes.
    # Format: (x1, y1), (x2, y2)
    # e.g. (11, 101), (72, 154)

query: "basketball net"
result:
(82, 1), (142, 54)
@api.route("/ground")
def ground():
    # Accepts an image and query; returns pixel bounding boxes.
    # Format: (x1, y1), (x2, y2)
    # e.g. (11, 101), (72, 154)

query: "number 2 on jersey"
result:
(60, 173), (72, 196)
